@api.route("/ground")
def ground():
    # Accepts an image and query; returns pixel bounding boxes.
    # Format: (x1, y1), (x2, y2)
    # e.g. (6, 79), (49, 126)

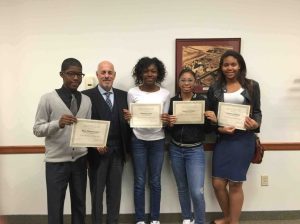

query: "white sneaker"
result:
(182, 219), (194, 224)
(150, 221), (160, 224)
(136, 222), (146, 224)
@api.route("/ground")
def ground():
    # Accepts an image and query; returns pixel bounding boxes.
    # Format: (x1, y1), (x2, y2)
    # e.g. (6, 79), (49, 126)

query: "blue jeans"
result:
(131, 134), (165, 222)
(169, 143), (205, 224)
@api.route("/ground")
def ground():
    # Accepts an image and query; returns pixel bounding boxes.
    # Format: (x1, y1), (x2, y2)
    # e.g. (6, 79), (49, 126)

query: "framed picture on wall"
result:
(175, 38), (241, 93)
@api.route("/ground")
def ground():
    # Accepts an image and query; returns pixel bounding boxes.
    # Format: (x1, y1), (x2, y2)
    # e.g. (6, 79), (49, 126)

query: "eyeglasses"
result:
(62, 71), (85, 78)
(179, 79), (194, 84)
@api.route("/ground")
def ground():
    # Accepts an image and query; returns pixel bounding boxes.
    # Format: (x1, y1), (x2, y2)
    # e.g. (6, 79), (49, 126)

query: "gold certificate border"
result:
(70, 119), (110, 148)
(130, 103), (162, 128)
(217, 102), (250, 130)
(173, 100), (205, 124)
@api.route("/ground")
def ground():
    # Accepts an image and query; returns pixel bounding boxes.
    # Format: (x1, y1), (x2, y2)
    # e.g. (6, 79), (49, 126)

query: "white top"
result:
(127, 86), (170, 141)
(224, 88), (244, 104)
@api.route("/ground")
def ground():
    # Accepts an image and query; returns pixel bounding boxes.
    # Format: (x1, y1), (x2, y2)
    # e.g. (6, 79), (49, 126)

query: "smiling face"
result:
(96, 61), (116, 91)
(221, 56), (241, 81)
(178, 72), (196, 94)
(61, 65), (83, 91)
(142, 64), (158, 86)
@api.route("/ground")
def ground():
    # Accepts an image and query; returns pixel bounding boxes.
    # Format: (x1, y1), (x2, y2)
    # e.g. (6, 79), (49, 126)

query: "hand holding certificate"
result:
(70, 119), (110, 147)
(173, 100), (205, 124)
(217, 102), (250, 130)
(130, 103), (162, 128)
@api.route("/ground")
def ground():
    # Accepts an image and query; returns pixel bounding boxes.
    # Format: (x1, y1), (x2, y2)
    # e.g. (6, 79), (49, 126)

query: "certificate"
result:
(70, 119), (110, 147)
(130, 103), (162, 128)
(173, 100), (205, 124)
(217, 102), (250, 130)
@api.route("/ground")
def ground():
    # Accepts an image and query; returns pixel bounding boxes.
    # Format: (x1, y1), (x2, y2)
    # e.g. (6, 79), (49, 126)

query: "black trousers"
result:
(46, 155), (87, 224)
(89, 152), (123, 224)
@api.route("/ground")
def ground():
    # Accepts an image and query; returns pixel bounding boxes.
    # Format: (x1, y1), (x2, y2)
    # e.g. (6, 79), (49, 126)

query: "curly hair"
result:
(217, 50), (251, 90)
(132, 57), (167, 85)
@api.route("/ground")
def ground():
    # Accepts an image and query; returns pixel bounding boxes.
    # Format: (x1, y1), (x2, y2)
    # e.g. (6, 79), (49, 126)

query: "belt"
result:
(171, 139), (202, 148)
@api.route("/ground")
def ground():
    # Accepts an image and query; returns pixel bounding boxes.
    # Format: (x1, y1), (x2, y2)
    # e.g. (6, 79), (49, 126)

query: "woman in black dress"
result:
(207, 50), (262, 224)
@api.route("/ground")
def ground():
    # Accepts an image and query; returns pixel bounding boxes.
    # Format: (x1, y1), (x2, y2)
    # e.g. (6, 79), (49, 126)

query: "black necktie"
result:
(104, 92), (113, 110)
(70, 94), (78, 115)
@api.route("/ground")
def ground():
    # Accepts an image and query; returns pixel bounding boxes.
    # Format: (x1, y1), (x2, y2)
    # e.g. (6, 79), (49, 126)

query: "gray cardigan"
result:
(33, 91), (92, 162)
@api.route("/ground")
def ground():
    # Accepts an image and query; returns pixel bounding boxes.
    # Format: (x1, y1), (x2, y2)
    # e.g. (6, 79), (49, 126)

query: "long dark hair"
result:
(217, 50), (251, 90)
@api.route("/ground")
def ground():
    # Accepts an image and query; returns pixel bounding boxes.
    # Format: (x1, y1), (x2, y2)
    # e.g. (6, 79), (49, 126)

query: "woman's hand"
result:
(96, 146), (108, 154)
(204, 110), (217, 123)
(161, 113), (170, 126)
(123, 109), (132, 121)
(244, 116), (259, 130)
(168, 115), (177, 127)
(218, 126), (235, 134)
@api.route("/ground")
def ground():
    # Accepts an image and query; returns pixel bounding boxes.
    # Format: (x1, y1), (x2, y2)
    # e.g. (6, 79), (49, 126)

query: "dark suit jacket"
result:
(82, 86), (131, 168)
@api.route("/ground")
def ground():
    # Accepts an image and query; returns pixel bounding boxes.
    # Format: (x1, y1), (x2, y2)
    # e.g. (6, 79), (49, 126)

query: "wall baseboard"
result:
(1, 142), (300, 154)
(2, 211), (300, 223)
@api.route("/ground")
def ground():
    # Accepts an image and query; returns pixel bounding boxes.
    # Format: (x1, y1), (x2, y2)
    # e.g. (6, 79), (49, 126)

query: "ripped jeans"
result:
(169, 143), (206, 224)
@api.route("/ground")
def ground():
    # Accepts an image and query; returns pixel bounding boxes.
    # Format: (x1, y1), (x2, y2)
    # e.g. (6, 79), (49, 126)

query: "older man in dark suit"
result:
(82, 61), (131, 224)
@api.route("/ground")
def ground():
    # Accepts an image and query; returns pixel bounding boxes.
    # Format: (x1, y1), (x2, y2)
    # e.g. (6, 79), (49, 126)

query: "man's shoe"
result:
(150, 221), (160, 224)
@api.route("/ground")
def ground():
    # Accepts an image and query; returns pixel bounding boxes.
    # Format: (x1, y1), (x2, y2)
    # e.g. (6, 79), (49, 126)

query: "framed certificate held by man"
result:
(217, 102), (250, 130)
(130, 103), (162, 128)
(70, 119), (110, 147)
(173, 100), (205, 124)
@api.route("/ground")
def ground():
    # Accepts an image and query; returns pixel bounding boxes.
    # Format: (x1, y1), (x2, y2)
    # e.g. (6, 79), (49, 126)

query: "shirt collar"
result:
(97, 85), (113, 95)
(178, 92), (197, 99)
(59, 85), (79, 97)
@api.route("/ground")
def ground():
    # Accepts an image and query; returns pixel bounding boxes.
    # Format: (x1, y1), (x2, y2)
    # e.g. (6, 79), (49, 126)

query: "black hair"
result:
(178, 68), (196, 80)
(132, 57), (166, 85)
(61, 58), (82, 72)
(217, 50), (251, 89)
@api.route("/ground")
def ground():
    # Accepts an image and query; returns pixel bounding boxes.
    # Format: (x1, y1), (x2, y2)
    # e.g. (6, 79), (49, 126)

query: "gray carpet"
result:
(2, 213), (300, 224)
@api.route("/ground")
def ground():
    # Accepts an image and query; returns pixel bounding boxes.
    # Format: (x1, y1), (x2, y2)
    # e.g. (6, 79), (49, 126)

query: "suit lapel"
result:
(91, 87), (106, 119)
(113, 89), (122, 115)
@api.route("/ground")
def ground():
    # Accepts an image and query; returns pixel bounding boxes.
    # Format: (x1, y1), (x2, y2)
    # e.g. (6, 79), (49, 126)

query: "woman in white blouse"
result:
(123, 57), (170, 224)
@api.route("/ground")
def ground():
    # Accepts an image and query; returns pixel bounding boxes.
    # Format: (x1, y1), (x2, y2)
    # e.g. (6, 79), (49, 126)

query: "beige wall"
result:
(1, 0), (300, 214)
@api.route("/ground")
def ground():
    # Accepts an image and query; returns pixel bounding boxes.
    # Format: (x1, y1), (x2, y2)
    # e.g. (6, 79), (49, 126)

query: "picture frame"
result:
(175, 38), (241, 93)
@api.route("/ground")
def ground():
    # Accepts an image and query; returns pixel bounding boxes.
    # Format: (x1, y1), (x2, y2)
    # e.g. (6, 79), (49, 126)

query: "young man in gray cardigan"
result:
(33, 58), (92, 224)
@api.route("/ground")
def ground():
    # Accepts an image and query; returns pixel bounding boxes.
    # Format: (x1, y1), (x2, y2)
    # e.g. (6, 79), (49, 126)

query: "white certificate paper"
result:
(173, 100), (205, 124)
(217, 102), (250, 130)
(70, 119), (110, 147)
(130, 103), (162, 128)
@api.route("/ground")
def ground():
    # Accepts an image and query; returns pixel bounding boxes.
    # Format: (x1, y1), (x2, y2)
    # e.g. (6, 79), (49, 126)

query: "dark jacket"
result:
(206, 79), (262, 133)
(168, 93), (216, 145)
(82, 87), (131, 167)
